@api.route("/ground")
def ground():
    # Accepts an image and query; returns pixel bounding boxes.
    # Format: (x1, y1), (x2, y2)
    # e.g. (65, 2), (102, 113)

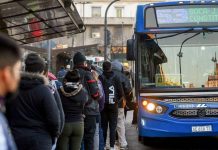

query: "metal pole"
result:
(104, 0), (119, 61)
(47, 40), (51, 71)
(121, 21), (124, 63)
(82, 3), (85, 46)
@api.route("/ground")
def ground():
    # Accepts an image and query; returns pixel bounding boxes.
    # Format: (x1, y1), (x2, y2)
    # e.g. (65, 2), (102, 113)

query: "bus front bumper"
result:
(139, 117), (218, 137)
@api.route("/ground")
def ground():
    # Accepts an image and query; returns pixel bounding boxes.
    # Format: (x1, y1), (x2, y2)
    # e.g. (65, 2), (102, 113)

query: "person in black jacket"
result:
(111, 60), (133, 149)
(73, 52), (100, 150)
(6, 53), (61, 150)
(57, 69), (88, 150)
(99, 61), (124, 150)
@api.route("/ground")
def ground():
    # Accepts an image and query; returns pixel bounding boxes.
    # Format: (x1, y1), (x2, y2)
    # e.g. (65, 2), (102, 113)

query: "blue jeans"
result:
(99, 126), (104, 150)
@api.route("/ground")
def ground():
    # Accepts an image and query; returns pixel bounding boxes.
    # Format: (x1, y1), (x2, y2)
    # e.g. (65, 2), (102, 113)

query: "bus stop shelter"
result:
(0, 0), (85, 44)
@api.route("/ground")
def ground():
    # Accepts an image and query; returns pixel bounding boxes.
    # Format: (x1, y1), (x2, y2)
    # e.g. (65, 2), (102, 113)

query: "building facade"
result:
(73, 0), (164, 60)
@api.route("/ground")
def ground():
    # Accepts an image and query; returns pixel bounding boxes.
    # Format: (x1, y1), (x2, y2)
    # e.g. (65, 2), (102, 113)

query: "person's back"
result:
(6, 54), (60, 150)
(59, 71), (88, 122)
(57, 69), (88, 150)
(99, 61), (124, 150)
(73, 52), (100, 150)
(111, 60), (133, 149)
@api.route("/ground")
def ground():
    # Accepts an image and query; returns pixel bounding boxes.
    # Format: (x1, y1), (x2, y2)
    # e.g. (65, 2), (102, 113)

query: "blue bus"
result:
(127, 1), (218, 142)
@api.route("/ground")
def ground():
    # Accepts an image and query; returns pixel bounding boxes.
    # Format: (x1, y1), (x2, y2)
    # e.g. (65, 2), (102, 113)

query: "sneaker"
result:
(104, 147), (110, 150)
(120, 145), (128, 150)
(110, 147), (115, 150)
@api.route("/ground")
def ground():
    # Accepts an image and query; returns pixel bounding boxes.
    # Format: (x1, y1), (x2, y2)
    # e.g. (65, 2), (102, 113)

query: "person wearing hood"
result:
(111, 60), (133, 149)
(6, 53), (61, 150)
(56, 69), (88, 150)
(73, 52), (100, 150)
(99, 61), (124, 150)
(0, 33), (21, 150)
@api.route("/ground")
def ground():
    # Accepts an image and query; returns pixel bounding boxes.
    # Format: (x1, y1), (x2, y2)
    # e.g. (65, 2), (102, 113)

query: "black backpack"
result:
(100, 74), (118, 104)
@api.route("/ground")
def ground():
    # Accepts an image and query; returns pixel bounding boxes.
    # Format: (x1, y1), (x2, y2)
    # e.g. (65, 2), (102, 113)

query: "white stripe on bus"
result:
(140, 92), (218, 96)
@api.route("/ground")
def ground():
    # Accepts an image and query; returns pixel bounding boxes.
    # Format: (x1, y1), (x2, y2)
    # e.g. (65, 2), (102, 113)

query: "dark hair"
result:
(0, 33), (21, 69)
(63, 69), (81, 83)
(25, 53), (45, 73)
(103, 61), (112, 72)
(61, 66), (65, 70)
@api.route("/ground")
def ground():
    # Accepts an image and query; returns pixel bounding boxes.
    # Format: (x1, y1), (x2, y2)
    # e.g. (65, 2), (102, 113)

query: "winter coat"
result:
(6, 72), (61, 142)
(99, 71), (124, 105)
(112, 61), (133, 108)
(75, 66), (100, 116)
(59, 82), (88, 122)
(57, 69), (66, 79)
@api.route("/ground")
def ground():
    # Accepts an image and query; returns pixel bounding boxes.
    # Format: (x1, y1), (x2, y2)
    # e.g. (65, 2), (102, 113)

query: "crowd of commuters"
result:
(0, 33), (134, 150)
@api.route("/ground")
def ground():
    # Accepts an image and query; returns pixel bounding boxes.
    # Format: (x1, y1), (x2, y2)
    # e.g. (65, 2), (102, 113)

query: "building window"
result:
(92, 7), (101, 17)
(115, 7), (124, 18)
(91, 27), (100, 38)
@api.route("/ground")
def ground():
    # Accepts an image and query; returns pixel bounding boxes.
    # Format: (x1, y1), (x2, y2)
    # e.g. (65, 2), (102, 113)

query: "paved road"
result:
(125, 111), (218, 150)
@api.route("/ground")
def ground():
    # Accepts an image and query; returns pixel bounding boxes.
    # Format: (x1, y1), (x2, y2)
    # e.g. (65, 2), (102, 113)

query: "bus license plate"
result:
(192, 125), (212, 132)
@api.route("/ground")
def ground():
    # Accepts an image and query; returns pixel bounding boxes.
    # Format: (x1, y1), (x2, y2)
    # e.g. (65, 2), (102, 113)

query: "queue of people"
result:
(0, 33), (134, 150)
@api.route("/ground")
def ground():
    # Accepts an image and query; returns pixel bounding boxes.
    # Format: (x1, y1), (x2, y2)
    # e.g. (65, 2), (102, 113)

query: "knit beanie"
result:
(73, 52), (86, 65)
(25, 53), (45, 73)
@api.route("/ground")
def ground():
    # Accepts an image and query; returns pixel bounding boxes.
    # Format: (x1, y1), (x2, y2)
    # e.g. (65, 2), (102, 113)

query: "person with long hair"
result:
(57, 69), (88, 150)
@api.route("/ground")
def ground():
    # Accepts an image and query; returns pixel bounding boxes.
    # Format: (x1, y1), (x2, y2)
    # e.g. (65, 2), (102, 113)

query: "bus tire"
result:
(143, 137), (157, 146)
(138, 135), (143, 142)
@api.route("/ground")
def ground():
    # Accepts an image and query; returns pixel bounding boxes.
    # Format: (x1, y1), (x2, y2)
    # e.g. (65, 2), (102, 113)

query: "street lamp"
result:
(104, 0), (120, 61)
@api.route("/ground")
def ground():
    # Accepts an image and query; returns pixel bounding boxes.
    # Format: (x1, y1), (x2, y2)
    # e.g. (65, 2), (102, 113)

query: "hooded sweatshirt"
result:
(111, 60), (133, 108)
(6, 72), (61, 140)
(99, 71), (124, 105)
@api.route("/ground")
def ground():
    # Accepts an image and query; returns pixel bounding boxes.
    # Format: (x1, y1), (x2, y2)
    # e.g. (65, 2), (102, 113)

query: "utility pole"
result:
(104, 0), (119, 61)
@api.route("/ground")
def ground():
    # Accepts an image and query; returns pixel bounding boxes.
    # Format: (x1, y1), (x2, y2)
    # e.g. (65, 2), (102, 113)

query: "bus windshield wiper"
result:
(178, 32), (201, 86)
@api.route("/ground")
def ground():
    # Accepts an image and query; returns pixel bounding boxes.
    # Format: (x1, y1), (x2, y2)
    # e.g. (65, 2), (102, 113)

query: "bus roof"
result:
(136, 1), (218, 34)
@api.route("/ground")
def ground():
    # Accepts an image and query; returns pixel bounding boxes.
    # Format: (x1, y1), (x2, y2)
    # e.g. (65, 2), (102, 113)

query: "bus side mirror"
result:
(127, 39), (135, 61)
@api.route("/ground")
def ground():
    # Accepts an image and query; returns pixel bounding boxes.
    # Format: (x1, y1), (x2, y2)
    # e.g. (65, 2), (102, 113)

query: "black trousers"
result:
(15, 134), (52, 150)
(84, 115), (96, 150)
(101, 104), (118, 148)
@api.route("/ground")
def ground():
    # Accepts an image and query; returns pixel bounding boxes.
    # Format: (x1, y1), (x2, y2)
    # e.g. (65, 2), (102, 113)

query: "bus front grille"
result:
(170, 109), (218, 118)
(164, 97), (218, 103)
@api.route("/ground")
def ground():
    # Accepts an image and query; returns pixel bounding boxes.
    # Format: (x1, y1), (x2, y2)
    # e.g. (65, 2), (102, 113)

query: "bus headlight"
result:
(156, 106), (163, 114)
(142, 100), (167, 114)
(147, 103), (155, 111)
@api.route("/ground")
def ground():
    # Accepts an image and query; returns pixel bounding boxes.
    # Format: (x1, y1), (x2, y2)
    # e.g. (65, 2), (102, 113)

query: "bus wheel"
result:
(138, 135), (143, 142)
(143, 137), (157, 146)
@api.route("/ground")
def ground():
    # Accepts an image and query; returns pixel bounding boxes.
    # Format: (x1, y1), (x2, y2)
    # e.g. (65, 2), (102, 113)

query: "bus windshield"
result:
(140, 32), (218, 88)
